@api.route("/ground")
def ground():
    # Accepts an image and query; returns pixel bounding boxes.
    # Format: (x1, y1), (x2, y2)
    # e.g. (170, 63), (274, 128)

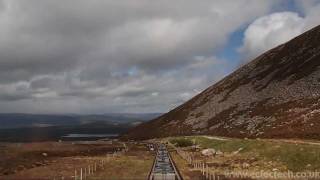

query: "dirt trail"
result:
(264, 139), (320, 146)
(202, 135), (320, 146)
(202, 135), (229, 141)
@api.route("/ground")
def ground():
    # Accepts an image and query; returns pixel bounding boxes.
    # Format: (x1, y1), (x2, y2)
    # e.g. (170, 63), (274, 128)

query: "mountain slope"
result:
(125, 25), (320, 140)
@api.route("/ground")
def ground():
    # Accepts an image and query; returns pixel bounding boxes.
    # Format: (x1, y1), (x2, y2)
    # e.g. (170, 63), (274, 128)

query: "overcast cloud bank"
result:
(0, 0), (319, 114)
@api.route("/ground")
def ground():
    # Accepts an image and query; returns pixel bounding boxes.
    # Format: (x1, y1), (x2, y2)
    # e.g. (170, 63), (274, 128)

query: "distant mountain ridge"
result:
(0, 113), (161, 129)
(125, 25), (320, 140)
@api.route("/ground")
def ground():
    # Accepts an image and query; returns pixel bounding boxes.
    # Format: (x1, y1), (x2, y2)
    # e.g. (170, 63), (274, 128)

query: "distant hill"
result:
(0, 113), (161, 129)
(0, 113), (161, 142)
(125, 25), (320, 140)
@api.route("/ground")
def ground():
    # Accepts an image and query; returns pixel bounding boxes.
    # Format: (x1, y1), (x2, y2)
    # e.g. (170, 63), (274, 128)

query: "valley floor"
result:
(0, 140), (154, 180)
(1, 136), (320, 179)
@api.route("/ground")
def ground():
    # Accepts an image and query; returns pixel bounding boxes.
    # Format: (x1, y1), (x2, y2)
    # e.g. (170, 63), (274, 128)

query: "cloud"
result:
(294, 0), (320, 13)
(0, 0), (280, 113)
(239, 1), (320, 61)
(0, 82), (32, 101)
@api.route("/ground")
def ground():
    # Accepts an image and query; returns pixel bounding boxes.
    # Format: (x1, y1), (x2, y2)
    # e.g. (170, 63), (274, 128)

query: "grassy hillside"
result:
(168, 136), (320, 172)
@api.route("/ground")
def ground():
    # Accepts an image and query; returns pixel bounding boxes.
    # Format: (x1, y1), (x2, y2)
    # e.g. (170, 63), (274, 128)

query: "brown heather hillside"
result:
(124, 25), (320, 140)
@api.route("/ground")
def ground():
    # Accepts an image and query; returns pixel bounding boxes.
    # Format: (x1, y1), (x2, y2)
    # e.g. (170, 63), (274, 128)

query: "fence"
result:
(52, 143), (128, 180)
(192, 161), (221, 180)
(168, 142), (221, 180)
(73, 149), (128, 180)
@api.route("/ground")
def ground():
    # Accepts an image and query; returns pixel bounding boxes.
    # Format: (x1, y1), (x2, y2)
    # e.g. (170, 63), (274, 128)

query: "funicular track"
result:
(149, 144), (182, 180)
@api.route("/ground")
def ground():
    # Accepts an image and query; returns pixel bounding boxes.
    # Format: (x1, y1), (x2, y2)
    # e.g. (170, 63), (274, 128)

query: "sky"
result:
(0, 0), (319, 114)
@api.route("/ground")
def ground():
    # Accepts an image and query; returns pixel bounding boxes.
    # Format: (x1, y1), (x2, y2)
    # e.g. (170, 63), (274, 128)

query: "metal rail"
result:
(149, 144), (182, 180)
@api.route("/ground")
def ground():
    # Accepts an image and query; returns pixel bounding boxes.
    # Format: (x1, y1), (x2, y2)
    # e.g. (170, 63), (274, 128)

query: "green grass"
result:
(262, 143), (320, 171)
(169, 137), (193, 147)
(170, 136), (320, 172)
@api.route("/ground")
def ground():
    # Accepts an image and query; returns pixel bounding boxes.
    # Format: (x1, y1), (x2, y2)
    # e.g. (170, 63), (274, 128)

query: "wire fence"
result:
(52, 143), (128, 180)
(168, 142), (222, 180)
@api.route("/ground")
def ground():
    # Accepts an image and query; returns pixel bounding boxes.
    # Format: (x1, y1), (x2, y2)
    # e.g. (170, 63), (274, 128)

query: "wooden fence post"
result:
(74, 169), (77, 180)
(202, 162), (205, 175)
(80, 168), (83, 180)
(211, 171), (214, 180)
(206, 164), (208, 179)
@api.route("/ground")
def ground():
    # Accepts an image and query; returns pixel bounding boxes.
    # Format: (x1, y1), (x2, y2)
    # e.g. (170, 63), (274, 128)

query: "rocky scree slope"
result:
(125, 25), (320, 140)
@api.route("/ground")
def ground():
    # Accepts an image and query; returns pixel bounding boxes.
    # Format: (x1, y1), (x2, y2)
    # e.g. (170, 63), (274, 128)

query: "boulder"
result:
(201, 148), (216, 156)
(17, 165), (25, 171)
(35, 162), (43, 166)
(216, 150), (223, 156)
